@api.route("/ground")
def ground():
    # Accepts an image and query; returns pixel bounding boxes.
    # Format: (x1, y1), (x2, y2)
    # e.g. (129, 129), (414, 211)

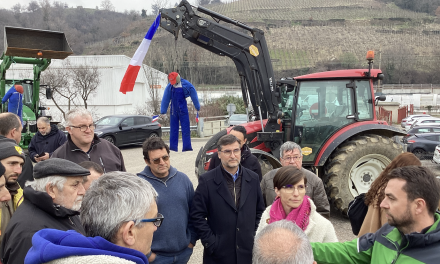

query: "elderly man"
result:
(312, 166), (440, 264)
(0, 139), (25, 240)
(52, 108), (125, 172)
(260, 141), (330, 218)
(253, 220), (316, 264)
(138, 137), (197, 263)
(25, 172), (159, 264)
(191, 134), (265, 264)
(28, 117), (67, 163)
(0, 158), (90, 264)
(0, 112), (33, 187)
(78, 161), (104, 191)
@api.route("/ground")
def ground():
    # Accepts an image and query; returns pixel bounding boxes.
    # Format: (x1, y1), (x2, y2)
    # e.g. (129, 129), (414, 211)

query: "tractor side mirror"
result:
(46, 87), (53, 100)
(375, 95), (386, 105)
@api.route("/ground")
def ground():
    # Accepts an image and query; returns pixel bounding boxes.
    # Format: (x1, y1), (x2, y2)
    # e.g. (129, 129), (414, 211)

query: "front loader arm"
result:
(160, 0), (282, 130)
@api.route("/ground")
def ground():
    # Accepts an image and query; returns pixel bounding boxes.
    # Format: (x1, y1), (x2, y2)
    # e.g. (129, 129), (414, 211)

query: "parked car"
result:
(433, 145), (440, 164)
(94, 115), (162, 147)
(228, 114), (248, 126)
(410, 118), (440, 130)
(402, 126), (440, 142)
(401, 114), (430, 128)
(405, 116), (437, 131)
(405, 132), (440, 160)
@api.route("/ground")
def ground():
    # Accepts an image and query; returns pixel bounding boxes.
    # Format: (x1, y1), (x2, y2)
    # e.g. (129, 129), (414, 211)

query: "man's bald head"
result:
(253, 220), (315, 264)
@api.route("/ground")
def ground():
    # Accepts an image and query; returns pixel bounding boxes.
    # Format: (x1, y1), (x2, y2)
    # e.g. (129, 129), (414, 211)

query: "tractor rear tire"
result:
(324, 134), (403, 215)
(195, 129), (227, 178)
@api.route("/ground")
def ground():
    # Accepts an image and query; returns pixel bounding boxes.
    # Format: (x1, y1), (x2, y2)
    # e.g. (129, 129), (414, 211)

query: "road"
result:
(120, 137), (356, 263)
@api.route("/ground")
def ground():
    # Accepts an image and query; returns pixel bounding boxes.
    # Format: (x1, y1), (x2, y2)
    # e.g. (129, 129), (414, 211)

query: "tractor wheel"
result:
(195, 129), (227, 177)
(324, 134), (403, 214)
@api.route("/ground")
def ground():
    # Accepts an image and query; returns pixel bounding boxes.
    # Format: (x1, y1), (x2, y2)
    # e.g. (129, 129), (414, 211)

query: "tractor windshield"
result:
(293, 79), (373, 163)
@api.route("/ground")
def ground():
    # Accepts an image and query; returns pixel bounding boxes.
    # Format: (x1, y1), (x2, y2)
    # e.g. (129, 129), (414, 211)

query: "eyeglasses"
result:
(70, 124), (95, 132)
(219, 148), (241, 156)
(281, 184), (306, 193)
(282, 156), (302, 161)
(151, 155), (170, 164)
(134, 213), (164, 227)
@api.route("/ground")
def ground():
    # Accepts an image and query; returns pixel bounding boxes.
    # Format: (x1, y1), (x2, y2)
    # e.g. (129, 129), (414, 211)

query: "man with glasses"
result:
(191, 134), (265, 264)
(138, 137), (198, 264)
(260, 141), (330, 218)
(52, 108), (125, 172)
(25, 171), (160, 264)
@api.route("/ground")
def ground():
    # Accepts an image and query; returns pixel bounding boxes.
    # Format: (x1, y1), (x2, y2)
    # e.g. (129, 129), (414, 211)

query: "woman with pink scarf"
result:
(256, 166), (338, 242)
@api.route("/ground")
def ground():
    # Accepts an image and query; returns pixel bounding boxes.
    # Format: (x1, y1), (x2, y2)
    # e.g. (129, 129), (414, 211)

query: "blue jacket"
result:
(2, 85), (23, 115)
(25, 229), (149, 264)
(28, 125), (67, 162)
(160, 78), (200, 114)
(137, 166), (198, 256)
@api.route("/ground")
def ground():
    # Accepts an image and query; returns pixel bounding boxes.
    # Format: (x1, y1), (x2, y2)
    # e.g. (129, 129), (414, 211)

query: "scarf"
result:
(269, 195), (311, 231)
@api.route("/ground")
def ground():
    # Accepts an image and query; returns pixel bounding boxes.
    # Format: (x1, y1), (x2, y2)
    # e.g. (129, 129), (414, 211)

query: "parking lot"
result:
(120, 137), (357, 263)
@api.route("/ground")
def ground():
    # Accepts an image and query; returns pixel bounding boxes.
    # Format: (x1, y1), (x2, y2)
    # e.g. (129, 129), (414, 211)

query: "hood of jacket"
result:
(36, 124), (60, 139)
(23, 186), (79, 218)
(138, 165), (178, 181)
(25, 229), (148, 264)
(241, 144), (251, 162)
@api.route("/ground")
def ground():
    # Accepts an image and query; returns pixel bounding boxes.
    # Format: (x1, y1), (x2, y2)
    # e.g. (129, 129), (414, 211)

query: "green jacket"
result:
(312, 213), (440, 264)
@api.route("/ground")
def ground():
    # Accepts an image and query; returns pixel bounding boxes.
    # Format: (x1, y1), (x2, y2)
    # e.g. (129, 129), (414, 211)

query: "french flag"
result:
(120, 13), (161, 94)
(152, 115), (159, 122)
(196, 112), (199, 123)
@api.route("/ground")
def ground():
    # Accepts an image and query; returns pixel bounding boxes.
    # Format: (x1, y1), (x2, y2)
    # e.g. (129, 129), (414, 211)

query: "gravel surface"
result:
(120, 137), (356, 263)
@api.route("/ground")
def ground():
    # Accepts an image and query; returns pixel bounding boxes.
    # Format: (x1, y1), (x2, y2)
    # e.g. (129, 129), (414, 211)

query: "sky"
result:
(0, 0), (198, 14)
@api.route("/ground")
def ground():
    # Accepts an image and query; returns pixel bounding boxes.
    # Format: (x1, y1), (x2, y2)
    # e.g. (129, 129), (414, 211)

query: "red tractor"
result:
(160, 1), (404, 213)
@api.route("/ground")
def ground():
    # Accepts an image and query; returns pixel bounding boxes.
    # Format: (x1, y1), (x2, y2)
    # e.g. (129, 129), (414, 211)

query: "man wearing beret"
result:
(0, 138), (25, 242)
(0, 158), (90, 264)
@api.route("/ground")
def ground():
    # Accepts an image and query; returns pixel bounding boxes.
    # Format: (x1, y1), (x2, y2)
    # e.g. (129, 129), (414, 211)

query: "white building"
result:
(3, 55), (168, 122)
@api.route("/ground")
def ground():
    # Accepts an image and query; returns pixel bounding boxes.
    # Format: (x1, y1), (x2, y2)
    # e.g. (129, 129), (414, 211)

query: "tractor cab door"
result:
(292, 79), (373, 163)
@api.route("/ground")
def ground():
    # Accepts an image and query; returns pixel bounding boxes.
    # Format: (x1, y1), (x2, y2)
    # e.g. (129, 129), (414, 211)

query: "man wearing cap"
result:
(0, 112), (34, 188)
(1, 84), (24, 125)
(160, 72), (200, 152)
(0, 138), (25, 242)
(0, 158), (89, 264)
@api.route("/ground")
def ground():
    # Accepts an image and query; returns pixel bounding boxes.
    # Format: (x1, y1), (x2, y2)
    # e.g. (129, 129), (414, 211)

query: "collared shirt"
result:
(224, 166), (240, 182)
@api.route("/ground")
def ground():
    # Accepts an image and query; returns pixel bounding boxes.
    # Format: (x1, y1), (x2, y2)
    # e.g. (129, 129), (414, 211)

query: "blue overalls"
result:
(170, 87), (192, 152)
(2, 86), (23, 125)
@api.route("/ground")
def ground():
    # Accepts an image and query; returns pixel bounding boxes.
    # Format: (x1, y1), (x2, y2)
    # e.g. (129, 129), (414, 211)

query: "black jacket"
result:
(52, 134), (126, 173)
(208, 144), (262, 181)
(28, 124), (67, 162)
(191, 165), (265, 264)
(0, 186), (85, 264)
(0, 135), (33, 188)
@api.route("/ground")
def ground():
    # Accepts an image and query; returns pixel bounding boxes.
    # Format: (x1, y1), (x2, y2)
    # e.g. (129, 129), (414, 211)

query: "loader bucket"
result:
(4, 26), (73, 59)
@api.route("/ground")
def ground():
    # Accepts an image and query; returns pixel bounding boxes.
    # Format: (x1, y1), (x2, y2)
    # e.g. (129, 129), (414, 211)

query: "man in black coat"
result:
(28, 117), (67, 163)
(207, 125), (262, 181)
(191, 134), (265, 264)
(0, 158), (90, 264)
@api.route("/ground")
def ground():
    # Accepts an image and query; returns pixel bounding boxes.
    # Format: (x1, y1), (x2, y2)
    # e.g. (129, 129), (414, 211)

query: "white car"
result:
(409, 117), (440, 131)
(433, 145), (440, 164)
(401, 114), (430, 128)
(405, 116), (437, 131)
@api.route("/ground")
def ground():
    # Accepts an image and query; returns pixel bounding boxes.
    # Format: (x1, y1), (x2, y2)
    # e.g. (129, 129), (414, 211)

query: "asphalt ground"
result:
(120, 137), (356, 263)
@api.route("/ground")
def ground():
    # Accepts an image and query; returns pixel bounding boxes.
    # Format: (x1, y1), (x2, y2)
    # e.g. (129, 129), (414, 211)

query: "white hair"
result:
(253, 220), (314, 264)
(26, 176), (67, 192)
(80, 171), (158, 243)
(280, 141), (302, 158)
(65, 107), (92, 126)
(37, 117), (50, 125)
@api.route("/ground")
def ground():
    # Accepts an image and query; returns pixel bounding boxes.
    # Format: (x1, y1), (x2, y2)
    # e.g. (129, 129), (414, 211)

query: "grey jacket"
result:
(260, 167), (330, 218)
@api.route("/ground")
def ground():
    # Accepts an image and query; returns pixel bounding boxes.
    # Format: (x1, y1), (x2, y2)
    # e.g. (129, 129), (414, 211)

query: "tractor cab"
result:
(279, 69), (382, 164)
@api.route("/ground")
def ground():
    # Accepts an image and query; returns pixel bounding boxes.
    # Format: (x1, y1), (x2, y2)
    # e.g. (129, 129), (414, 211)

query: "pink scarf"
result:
(269, 195), (311, 231)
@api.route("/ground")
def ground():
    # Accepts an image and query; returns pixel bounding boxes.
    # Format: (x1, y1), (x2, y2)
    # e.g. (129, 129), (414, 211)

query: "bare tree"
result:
(71, 65), (101, 109)
(39, 0), (51, 23)
(142, 65), (164, 115)
(100, 0), (115, 11)
(27, 1), (40, 12)
(151, 0), (169, 15)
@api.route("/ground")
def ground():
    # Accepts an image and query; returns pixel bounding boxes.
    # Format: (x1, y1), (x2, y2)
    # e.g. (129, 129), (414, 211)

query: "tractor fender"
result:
(314, 122), (405, 167)
(250, 148), (282, 170)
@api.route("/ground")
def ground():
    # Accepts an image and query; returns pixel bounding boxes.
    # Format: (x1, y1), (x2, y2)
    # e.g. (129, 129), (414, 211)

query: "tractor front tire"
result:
(324, 134), (403, 214)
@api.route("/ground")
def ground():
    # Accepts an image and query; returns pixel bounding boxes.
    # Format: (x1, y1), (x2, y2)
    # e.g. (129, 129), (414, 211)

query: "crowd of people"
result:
(0, 107), (439, 264)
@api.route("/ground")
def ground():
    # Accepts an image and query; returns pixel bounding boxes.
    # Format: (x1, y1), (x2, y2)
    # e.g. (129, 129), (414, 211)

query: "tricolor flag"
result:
(120, 13), (161, 94)
(152, 115), (159, 122)
(196, 112), (199, 123)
